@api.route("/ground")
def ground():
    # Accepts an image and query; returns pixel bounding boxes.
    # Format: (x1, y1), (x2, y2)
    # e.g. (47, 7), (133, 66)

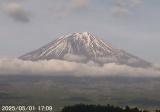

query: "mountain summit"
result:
(19, 32), (151, 67)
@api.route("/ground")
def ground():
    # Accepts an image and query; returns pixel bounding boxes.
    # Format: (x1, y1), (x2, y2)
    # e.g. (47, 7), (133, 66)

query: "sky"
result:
(0, 0), (160, 63)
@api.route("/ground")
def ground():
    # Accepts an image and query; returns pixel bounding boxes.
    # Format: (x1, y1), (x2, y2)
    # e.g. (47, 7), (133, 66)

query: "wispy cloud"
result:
(3, 3), (31, 23)
(64, 54), (87, 62)
(54, 12), (67, 19)
(130, 0), (142, 6)
(110, 5), (132, 17)
(110, 0), (143, 17)
(52, 0), (90, 19)
(68, 0), (89, 11)
(96, 57), (118, 63)
(0, 57), (160, 77)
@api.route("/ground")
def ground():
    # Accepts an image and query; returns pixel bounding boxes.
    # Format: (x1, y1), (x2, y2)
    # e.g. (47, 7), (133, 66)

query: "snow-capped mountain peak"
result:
(19, 32), (151, 67)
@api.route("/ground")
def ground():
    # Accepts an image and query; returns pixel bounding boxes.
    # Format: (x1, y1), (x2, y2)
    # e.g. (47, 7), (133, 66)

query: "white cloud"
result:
(0, 57), (160, 77)
(96, 57), (118, 63)
(87, 60), (99, 66)
(3, 3), (31, 23)
(152, 64), (160, 70)
(63, 54), (87, 62)
(127, 58), (139, 64)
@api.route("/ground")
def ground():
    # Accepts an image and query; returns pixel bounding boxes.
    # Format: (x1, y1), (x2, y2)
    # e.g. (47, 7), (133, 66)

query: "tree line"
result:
(61, 104), (160, 112)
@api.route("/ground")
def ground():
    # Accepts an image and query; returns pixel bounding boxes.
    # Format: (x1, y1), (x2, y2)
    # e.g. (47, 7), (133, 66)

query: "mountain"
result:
(19, 32), (151, 67)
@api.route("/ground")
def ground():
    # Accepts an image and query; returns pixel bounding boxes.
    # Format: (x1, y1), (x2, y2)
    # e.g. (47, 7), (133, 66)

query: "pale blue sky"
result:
(0, 0), (160, 63)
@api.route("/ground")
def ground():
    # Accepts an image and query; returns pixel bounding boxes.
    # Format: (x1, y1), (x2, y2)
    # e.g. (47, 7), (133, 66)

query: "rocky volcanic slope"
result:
(19, 32), (151, 67)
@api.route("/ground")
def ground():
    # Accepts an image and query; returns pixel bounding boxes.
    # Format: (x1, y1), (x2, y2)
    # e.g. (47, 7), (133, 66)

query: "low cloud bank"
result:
(0, 57), (160, 77)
